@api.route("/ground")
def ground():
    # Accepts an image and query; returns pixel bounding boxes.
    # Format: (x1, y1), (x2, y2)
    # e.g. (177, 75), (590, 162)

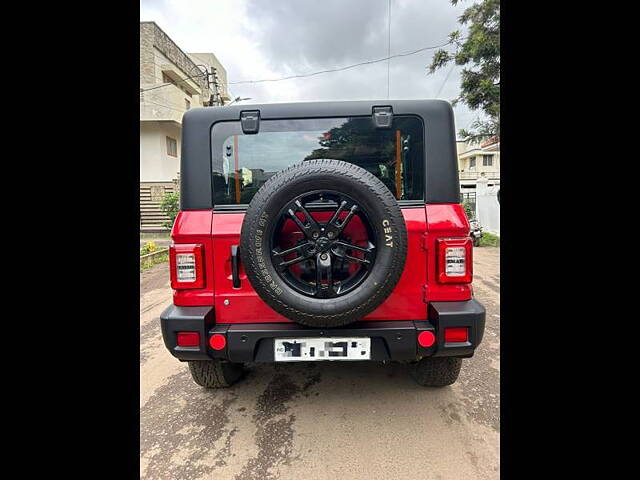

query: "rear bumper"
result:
(160, 299), (486, 363)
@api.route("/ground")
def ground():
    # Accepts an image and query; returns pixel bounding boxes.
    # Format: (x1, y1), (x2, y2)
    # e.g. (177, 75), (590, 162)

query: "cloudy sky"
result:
(141, 0), (483, 136)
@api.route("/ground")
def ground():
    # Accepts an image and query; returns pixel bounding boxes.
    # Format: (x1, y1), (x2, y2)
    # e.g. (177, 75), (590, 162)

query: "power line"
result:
(140, 71), (207, 93)
(435, 64), (455, 98)
(141, 97), (188, 113)
(142, 94), (190, 110)
(387, 0), (392, 99)
(140, 50), (212, 94)
(226, 38), (455, 86)
(140, 67), (226, 105)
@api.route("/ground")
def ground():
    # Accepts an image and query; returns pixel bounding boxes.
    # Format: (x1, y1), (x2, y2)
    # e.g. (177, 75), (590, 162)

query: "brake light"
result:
(444, 327), (469, 343)
(170, 244), (204, 289)
(436, 238), (472, 283)
(417, 331), (436, 348)
(209, 333), (227, 350)
(176, 331), (200, 347)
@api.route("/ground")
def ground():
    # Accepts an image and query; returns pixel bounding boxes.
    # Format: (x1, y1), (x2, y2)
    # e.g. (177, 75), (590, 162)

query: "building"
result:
(139, 21), (231, 231)
(456, 137), (500, 197)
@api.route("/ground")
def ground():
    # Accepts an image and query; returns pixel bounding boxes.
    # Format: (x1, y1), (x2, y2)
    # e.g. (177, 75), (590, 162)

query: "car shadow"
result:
(238, 360), (453, 398)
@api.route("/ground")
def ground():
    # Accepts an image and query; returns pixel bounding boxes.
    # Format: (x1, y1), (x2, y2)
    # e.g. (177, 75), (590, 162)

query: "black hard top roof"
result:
(180, 99), (460, 209)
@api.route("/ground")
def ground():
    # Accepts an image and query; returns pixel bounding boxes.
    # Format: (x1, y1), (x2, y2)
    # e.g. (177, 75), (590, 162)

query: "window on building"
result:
(185, 99), (191, 110)
(483, 155), (493, 166)
(166, 137), (178, 157)
(469, 157), (476, 168)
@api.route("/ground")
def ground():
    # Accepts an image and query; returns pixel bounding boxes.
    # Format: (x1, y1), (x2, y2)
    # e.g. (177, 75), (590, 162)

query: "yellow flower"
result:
(144, 241), (157, 253)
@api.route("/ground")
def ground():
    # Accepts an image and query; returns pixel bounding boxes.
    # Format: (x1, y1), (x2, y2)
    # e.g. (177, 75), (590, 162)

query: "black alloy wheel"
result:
(270, 190), (377, 299)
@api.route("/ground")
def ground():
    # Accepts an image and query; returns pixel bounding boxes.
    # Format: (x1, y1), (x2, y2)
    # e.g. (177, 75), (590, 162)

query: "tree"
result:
(160, 191), (180, 230)
(428, 0), (499, 143)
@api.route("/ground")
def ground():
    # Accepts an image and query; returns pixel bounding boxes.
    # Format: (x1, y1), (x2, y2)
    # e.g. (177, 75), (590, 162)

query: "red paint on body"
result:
(171, 202), (473, 322)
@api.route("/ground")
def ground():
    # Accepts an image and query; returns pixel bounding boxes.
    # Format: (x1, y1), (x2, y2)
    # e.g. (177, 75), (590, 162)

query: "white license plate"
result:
(274, 337), (371, 362)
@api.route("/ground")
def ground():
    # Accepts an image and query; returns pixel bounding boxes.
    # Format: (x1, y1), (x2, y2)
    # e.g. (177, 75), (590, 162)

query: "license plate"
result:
(274, 337), (371, 362)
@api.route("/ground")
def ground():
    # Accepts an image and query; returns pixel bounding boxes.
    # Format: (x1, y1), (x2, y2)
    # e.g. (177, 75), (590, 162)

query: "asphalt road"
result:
(140, 247), (500, 480)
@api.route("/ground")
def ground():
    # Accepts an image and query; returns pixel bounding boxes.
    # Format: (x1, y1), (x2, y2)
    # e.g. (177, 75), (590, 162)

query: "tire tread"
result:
(411, 357), (463, 387)
(188, 360), (243, 388)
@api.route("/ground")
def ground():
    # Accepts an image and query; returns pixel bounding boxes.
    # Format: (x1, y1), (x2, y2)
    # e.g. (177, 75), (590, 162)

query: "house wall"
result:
(140, 21), (210, 96)
(459, 151), (499, 169)
(476, 181), (500, 236)
(140, 122), (182, 182)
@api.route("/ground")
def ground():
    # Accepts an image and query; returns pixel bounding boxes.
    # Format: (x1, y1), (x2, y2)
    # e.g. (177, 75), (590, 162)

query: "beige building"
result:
(139, 21), (231, 231)
(456, 137), (500, 194)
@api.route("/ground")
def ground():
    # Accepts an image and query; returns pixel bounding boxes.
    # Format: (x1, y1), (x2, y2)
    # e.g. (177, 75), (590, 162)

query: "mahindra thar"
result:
(160, 99), (486, 388)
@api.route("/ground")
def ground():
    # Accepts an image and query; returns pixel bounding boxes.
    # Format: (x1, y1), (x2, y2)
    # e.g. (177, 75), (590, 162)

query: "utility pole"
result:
(210, 67), (223, 105)
(189, 63), (218, 106)
(200, 66), (223, 106)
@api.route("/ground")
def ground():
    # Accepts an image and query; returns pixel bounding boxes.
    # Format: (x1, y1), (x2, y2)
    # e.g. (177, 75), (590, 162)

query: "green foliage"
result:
(140, 251), (169, 271)
(160, 192), (180, 230)
(140, 241), (158, 256)
(462, 200), (475, 219)
(479, 231), (500, 247)
(428, 0), (500, 142)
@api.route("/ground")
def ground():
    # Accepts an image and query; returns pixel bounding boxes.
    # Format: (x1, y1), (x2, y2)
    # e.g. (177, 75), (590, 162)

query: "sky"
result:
(140, 0), (484, 137)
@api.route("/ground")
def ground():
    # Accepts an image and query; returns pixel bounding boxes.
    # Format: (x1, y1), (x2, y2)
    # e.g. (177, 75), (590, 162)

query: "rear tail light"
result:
(417, 331), (436, 348)
(209, 333), (227, 351)
(444, 327), (469, 343)
(169, 244), (204, 289)
(436, 238), (472, 283)
(176, 331), (200, 347)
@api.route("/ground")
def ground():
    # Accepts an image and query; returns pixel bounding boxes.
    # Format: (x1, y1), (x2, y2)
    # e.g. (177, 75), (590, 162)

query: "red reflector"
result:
(417, 331), (436, 348)
(209, 333), (226, 351)
(176, 331), (200, 347)
(444, 327), (469, 343)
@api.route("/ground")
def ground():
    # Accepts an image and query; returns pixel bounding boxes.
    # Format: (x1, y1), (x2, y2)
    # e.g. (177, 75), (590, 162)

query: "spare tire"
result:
(240, 159), (408, 328)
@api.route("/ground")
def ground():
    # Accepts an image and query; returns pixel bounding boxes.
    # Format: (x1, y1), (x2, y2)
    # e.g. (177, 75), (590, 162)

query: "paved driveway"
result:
(140, 247), (500, 480)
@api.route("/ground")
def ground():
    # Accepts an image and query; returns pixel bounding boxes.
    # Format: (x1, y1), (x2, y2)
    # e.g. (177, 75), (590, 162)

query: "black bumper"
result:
(160, 299), (486, 363)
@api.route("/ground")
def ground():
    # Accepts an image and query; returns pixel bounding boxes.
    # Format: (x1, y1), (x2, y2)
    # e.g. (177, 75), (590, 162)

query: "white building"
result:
(456, 137), (500, 195)
(139, 21), (231, 231)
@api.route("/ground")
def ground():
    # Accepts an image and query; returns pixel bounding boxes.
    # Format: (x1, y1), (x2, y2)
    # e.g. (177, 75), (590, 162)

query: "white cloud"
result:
(140, 0), (488, 135)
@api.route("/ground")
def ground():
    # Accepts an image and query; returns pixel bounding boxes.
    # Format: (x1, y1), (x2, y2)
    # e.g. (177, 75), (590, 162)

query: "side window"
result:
(166, 137), (178, 157)
(469, 157), (476, 168)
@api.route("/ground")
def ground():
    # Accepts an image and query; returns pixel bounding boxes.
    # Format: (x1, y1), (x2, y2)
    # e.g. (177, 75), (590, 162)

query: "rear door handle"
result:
(231, 245), (241, 288)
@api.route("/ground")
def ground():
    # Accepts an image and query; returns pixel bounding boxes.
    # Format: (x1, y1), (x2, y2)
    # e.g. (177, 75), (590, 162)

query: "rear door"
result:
(210, 115), (428, 323)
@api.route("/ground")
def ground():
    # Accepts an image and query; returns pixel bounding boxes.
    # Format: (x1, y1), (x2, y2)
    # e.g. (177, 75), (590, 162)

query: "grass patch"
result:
(140, 252), (169, 272)
(140, 232), (170, 240)
(479, 232), (500, 247)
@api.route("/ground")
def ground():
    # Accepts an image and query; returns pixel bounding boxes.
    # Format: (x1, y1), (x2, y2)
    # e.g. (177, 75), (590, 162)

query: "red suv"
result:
(160, 100), (485, 388)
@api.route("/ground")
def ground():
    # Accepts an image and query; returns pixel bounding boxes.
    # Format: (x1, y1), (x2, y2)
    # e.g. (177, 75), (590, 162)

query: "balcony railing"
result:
(459, 171), (500, 180)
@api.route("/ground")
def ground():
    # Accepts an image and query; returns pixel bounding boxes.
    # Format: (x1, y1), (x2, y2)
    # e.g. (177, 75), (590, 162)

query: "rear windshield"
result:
(211, 116), (425, 206)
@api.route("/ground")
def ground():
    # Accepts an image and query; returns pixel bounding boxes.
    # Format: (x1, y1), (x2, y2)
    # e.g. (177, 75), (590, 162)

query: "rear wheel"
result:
(411, 357), (462, 387)
(188, 360), (244, 388)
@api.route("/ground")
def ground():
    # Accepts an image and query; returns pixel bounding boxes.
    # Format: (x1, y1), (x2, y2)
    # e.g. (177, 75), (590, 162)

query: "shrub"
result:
(479, 232), (500, 247)
(140, 241), (158, 256)
(160, 192), (180, 230)
(462, 200), (475, 220)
